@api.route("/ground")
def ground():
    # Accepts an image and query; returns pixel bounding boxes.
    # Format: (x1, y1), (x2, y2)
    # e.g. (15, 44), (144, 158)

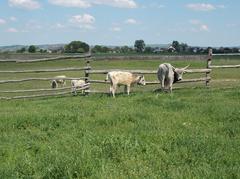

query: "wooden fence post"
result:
(85, 60), (91, 94)
(206, 48), (212, 86)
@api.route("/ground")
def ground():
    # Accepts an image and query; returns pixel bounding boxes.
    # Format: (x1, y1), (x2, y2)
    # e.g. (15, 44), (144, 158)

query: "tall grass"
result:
(0, 88), (240, 178)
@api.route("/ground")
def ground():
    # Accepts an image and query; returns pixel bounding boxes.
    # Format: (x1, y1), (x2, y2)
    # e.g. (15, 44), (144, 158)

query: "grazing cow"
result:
(51, 75), (67, 88)
(106, 71), (146, 98)
(157, 63), (189, 93)
(71, 79), (86, 95)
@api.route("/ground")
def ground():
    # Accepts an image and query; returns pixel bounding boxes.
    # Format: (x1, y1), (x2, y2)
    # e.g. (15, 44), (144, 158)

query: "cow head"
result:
(51, 80), (57, 88)
(173, 65), (189, 82)
(137, 75), (146, 85)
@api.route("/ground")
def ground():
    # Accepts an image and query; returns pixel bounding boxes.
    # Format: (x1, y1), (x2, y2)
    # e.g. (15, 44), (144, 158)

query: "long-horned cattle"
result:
(71, 79), (86, 95)
(106, 71), (146, 98)
(157, 63), (189, 93)
(51, 75), (67, 88)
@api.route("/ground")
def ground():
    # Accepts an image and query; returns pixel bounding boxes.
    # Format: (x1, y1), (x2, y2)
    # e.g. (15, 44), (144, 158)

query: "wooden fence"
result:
(0, 49), (239, 100)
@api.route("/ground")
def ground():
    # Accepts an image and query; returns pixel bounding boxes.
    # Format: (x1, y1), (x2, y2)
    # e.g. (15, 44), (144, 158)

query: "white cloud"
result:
(49, 0), (91, 8)
(9, 16), (17, 21)
(110, 27), (121, 32)
(49, 0), (137, 8)
(8, 0), (41, 10)
(69, 14), (95, 29)
(125, 18), (138, 25)
(94, 0), (137, 8)
(7, 28), (18, 32)
(0, 18), (6, 25)
(200, 24), (209, 31)
(189, 19), (209, 32)
(186, 3), (216, 11)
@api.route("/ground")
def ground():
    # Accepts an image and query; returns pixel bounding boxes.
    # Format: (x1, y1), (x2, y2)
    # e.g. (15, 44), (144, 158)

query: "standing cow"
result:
(157, 63), (189, 93)
(71, 79), (86, 95)
(106, 71), (146, 98)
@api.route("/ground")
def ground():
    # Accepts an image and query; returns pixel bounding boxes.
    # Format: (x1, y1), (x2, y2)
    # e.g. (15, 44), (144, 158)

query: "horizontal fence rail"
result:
(0, 53), (91, 63)
(0, 85), (89, 100)
(89, 77), (211, 85)
(88, 68), (211, 75)
(16, 53), (92, 63)
(0, 67), (91, 73)
(0, 77), (88, 84)
(0, 83), (90, 93)
(145, 77), (211, 85)
(213, 53), (240, 56)
(209, 65), (240, 69)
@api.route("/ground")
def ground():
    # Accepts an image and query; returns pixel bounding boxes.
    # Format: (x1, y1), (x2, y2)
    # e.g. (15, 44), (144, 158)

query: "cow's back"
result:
(108, 71), (133, 85)
(157, 63), (173, 81)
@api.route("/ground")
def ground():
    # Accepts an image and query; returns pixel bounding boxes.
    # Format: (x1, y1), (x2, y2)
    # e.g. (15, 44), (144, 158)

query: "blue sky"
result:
(0, 0), (239, 46)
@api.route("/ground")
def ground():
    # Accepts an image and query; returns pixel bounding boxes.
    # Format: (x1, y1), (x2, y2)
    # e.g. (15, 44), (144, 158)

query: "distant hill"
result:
(146, 44), (171, 48)
(0, 44), (66, 52)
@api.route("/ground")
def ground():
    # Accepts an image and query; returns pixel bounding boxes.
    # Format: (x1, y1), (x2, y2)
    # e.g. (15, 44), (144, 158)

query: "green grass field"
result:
(0, 57), (240, 178)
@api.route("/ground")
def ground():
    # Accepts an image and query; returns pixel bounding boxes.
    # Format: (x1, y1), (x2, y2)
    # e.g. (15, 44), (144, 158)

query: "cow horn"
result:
(183, 65), (190, 70)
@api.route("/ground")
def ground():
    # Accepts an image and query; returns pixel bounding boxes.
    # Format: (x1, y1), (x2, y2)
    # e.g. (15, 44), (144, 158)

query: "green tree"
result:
(92, 45), (110, 53)
(172, 41), (180, 52)
(64, 41), (90, 53)
(28, 45), (36, 53)
(179, 43), (188, 53)
(120, 46), (132, 53)
(144, 47), (154, 53)
(134, 40), (145, 53)
(17, 47), (26, 53)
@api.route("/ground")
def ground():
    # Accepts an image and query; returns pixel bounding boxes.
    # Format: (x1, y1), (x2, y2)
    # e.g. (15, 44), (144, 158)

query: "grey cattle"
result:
(157, 63), (189, 93)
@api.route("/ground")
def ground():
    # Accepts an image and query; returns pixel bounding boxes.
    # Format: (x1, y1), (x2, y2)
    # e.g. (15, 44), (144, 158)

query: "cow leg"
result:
(127, 85), (130, 95)
(161, 78), (165, 92)
(169, 85), (173, 93)
(112, 84), (117, 98)
(109, 84), (113, 95)
(169, 79), (174, 93)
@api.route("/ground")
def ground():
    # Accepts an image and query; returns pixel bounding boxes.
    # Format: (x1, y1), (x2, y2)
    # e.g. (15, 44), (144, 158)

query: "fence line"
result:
(210, 65), (240, 69)
(88, 68), (211, 75)
(145, 77), (211, 85)
(16, 53), (92, 63)
(88, 77), (210, 85)
(0, 77), (88, 84)
(0, 67), (91, 73)
(0, 83), (90, 93)
(213, 53), (240, 56)
(209, 51), (240, 69)
(0, 86), (89, 100)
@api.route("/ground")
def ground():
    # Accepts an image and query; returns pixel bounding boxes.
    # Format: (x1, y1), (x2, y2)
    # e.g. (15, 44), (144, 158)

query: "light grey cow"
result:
(157, 63), (189, 93)
(106, 71), (146, 98)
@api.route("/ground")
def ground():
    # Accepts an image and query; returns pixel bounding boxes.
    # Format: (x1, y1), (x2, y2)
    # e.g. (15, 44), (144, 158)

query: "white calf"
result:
(51, 75), (67, 88)
(71, 79), (86, 95)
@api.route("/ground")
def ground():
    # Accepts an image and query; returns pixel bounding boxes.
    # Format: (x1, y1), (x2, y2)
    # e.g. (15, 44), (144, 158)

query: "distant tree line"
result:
(4, 40), (240, 55)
